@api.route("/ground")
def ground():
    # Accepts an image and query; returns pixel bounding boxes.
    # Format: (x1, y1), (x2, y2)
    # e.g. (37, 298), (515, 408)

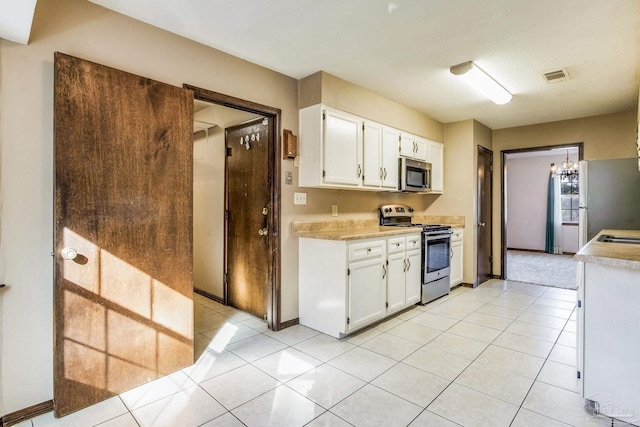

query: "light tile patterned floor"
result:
(21, 280), (636, 427)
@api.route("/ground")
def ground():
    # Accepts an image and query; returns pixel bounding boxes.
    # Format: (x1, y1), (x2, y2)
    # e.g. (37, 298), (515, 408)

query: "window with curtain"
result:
(560, 174), (579, 223)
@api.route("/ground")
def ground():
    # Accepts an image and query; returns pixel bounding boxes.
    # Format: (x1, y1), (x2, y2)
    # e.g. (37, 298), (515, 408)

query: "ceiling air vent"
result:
(543, 68), (570, 83)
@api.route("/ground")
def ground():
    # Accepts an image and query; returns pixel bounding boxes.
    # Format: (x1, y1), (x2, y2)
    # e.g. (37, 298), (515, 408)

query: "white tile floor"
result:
(19, 279), (636, 427)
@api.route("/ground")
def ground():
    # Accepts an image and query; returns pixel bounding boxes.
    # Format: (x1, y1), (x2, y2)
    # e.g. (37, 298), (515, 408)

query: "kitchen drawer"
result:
(451, 228), (463, 243)
(349, 240), (385, 261)
(405, 233), (421, 250)
(387, 237), (405, 254)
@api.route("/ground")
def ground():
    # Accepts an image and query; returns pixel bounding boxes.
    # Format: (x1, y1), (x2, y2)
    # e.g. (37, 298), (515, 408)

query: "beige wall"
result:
(0, 0), (302, 414)
(299, 71), (444, 142)
(492, 110), (637, 275)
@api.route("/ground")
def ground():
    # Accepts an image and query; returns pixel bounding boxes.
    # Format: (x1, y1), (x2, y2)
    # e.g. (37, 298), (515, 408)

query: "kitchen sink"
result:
(596, 234), (640, 244)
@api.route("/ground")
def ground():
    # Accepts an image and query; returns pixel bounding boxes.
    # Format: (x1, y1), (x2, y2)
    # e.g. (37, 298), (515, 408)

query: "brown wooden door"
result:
(477, 146), (493, 286)
(225, 118), (272, 319)
(54, 53), (194, 417)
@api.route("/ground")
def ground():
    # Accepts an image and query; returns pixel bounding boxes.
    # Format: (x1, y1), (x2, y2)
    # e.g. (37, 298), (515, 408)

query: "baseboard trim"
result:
(279, 318), (299, 329)
(1, 400), (54, 426)
(507, 247), (545, 253)
(508, 248), (576, 255)
(194, 288), (224, 305)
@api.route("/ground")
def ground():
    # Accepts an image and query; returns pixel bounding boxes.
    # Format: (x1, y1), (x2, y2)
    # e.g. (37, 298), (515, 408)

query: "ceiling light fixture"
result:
(450, 61), (512, 105)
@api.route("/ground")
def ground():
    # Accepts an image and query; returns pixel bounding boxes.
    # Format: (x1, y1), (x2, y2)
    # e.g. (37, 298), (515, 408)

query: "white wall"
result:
(506, 152), (579, 253)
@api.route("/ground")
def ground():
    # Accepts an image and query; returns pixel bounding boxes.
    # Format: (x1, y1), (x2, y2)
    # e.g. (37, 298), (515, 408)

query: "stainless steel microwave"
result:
(399, 157), (432, 192)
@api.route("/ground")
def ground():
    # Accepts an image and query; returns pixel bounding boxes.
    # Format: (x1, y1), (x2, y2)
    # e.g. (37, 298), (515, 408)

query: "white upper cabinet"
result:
(299, 104), (441, 193)
(363, 121), (384, 188)
(428, 140), (444, 193)
(323, 108), (363, 186)
(399, 132), (428, 161)
(381, 127), (400, 189)
(363, 122), (399, 190)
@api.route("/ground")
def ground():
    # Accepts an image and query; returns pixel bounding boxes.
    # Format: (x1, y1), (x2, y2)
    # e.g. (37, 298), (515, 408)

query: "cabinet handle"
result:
(413, 141), (417, 153)
(379, 167), (384, 179)
(407, 258), (411, 271)
(383, 168), (387, 179)
(451, 248), (453, 259)
(357, 164), (362, 178)
(382, 264), (387, 279)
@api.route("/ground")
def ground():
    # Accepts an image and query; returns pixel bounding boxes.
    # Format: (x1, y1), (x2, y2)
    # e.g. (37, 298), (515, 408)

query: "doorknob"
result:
(258, 228), (268, 236)
(61, 247), (78, 260)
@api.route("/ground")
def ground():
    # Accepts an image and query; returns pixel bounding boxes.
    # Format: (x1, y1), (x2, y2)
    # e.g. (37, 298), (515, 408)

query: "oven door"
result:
(423, 233), (451, 283)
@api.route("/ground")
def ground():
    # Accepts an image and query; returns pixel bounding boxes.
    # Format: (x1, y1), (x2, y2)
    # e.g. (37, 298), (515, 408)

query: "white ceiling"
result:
(22, 0), (640, 129)
(0, 0), (37, 44)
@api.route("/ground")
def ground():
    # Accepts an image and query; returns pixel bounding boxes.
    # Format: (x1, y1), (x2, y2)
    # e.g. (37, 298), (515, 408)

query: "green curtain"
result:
(545, 171), (555, 253)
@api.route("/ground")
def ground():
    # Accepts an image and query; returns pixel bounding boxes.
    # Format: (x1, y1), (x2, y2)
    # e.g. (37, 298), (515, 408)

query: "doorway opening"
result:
(501, 143), (583, 289)
(187, 85), (282, 347)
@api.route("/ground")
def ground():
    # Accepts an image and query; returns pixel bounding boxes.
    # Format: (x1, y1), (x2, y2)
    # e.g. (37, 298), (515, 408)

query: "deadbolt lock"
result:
(262, 208), (268, 215)
(258, 228), (268, 236)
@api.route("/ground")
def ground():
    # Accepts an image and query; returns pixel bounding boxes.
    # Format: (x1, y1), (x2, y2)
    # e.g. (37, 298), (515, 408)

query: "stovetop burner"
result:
(379, 204), (451, 231)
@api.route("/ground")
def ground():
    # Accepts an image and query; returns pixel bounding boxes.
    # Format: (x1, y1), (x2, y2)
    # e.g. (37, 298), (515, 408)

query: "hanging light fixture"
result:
(551, 149), (579, 178)
(449, 61), (512, 104)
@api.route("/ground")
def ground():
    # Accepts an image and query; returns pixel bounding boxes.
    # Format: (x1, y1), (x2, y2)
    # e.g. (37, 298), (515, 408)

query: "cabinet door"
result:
(363, 121), (383, 188)
(414, 136), (428, 161)
(450, 241), (463, 287)
(399, 133), (415, 158)
(428, 141), (444, 193)
(405, 249), (422, 305)
(348, 258), (386, 331)
(381, 127), (399, 189)
(323, 109), (362, 186)
(387, 252), (406, 313)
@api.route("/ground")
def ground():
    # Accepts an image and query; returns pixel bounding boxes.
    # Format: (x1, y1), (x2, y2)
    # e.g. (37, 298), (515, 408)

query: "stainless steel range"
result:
(380, 204), (452, 304)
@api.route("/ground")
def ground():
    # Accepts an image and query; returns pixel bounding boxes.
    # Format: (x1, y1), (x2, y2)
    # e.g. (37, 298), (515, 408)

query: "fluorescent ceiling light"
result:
(450, 61), (512, 105)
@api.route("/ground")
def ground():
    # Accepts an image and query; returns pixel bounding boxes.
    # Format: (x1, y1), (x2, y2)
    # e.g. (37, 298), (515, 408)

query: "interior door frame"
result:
(477, 145), (493, 286)
(500, 142), (584, 279)
(184, 84), (282, 331)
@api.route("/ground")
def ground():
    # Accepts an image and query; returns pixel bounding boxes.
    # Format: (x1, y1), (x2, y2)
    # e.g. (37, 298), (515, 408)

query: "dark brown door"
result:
(225, 118), (272, 319)
(477, 146), (493, 286)
(54, 53), (194, 417)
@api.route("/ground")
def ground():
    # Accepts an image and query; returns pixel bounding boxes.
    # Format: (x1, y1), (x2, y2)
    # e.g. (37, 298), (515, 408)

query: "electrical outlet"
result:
(294, 192), (307, 205)
(332, 205), (338, 216)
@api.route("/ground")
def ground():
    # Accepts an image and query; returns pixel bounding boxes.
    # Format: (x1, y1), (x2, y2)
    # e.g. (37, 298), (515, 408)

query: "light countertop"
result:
(292, 218), (464, 241)
(575, 229), (640, 270)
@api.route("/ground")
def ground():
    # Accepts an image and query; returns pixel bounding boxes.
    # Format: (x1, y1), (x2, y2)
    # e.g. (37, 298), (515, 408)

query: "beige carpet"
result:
(506, 250), (578, 290)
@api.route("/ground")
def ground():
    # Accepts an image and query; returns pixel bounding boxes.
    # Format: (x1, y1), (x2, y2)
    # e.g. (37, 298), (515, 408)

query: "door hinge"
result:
(362, 124), (365, 131)
(347, 268), (351, 276)
(225, 210), (229, 221)
(490, 164), (493, 172)
(226, 147), (232, 157)
(578, 300), (582, 308)
(347, 317), (350, 325)
(385, 301), (388, 308)
(577, 370), (581, 379)
(322, 112), (326, 120)
(489, 255), (493, 263)
(322, 170), (326, 178)
(223, 273), (228, 284)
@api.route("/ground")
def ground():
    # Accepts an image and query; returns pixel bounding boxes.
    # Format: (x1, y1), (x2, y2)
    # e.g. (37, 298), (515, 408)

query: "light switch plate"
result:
(285, 171), (292, 185)
(332, 205), (338, 216)
(294, 192), (307, 205)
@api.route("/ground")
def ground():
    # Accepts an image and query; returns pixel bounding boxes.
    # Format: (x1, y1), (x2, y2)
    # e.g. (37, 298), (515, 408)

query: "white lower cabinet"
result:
(299, 233), (421, 338)
(347, 255), (386, 332)
(450, 227), (463, 287)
